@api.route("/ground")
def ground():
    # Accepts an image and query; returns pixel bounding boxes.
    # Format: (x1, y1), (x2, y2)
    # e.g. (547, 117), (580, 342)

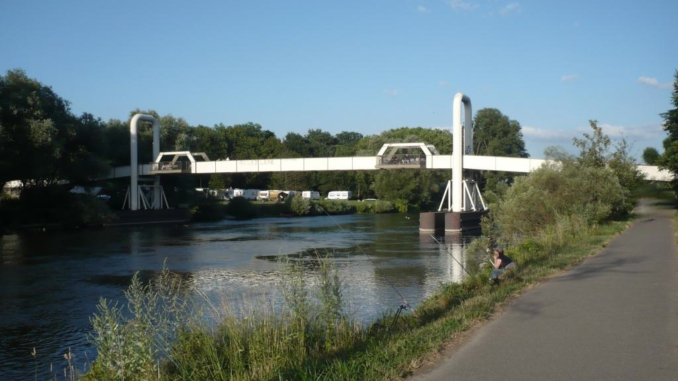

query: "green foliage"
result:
(373, 170), (417, 202)
(225, 196), (256, 220)
(572, 120), (644, 194)
(471, 108), (529, 191)
(85, 256), (363, 381)
(643, 147), (660, 165)
(355, 126), (453, 155)
(86, 267), (190, 380)
(473, 108), (529, 158)
(658, 71), (678, 194)
(0, 69), (109, 187)
(207, 174), (226, 190)
(573, 120), (611, 168)
(372, 200), (395, 213)
(317, 200), (355, 214)
(393, 199), (409, 213)
(290, 196), (312, 216)
(488, 160), (628, 246)
(608, 138), (644, 192)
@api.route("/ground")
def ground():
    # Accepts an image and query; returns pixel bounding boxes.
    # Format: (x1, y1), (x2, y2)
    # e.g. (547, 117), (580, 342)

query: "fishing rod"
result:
(428, 234), (473, 276)
(315, 205), (410, 324)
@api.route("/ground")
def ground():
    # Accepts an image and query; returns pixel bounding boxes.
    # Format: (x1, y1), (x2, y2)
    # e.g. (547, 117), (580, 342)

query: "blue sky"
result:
(1, 0), (676, 159)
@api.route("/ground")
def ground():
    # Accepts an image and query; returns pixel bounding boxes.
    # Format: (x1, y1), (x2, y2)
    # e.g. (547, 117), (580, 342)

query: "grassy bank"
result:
(81, 212), (633, 381)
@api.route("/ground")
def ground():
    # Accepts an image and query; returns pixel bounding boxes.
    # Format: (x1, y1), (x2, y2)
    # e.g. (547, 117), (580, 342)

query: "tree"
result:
(473, 109), (529, 158)
(208, 174), (226, 190)
(472, 108), (529, 192)
(642, 147), (660, 165)
(573, 120), (610, 169)
(0, 69), (109, 188)
(573, 120), (643, 195)
(658, 71), (678, 193)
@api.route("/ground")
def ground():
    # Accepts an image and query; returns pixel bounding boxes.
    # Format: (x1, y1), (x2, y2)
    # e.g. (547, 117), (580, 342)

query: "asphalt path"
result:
(412, 201), (678, 381)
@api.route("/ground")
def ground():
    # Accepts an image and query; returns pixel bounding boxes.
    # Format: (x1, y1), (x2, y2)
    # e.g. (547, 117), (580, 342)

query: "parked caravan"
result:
(302, 191), (320, 200)
(233, 189), (259, 200)
(327, 191), (352, 200)
(257, 190), (282, 201)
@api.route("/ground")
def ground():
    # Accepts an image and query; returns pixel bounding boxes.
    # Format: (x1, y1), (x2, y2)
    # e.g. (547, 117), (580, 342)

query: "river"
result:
(0, 213), (476, 379)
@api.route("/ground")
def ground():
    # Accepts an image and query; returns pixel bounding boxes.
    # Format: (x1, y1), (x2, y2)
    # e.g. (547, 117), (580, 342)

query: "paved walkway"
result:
(412, 201), (678, 381)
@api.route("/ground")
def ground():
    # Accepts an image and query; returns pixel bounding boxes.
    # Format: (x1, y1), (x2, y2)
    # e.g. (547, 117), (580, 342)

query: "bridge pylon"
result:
(421, 93), (488, 233)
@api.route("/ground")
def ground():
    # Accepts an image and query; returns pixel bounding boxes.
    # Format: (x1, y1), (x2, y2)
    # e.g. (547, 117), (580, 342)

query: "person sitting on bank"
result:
(491, 247), (516, 282)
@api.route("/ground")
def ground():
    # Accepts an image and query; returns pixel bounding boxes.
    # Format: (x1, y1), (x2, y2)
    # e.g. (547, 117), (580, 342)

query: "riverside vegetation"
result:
(190, 197), (397, 222)
(51, 122), (653, 380)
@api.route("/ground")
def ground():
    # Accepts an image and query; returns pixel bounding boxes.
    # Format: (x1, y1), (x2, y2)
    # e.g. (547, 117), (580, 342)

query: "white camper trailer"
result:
(233, 189), (259, 200)
(302, 191), (320, 200)
(327, 191), (352, 200)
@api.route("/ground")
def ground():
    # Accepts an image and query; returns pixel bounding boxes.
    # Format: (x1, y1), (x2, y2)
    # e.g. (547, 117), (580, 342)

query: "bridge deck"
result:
(107, 155), (672, 182)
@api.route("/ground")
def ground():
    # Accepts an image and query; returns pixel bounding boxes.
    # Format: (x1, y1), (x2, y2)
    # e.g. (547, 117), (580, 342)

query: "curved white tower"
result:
(129, 114), (160, 211)
(452, 93), (473, 213)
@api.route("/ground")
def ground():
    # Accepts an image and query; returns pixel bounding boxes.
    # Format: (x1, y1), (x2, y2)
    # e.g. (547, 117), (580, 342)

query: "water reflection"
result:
(0, 214), (477, 379)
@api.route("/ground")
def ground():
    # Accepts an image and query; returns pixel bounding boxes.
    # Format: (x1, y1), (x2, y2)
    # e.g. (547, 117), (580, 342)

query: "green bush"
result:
(354, 202), (370, 213)
(290, 196), (312, 216)
(225, 197), (257, 220)
(393, 199), (409, 213)
(489, 160), (627, 246)
(316, 200), (355, 215)
(372, 200), (395, 213)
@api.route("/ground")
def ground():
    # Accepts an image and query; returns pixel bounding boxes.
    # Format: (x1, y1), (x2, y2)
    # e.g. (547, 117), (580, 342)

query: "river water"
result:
(0, 213), (475, 379)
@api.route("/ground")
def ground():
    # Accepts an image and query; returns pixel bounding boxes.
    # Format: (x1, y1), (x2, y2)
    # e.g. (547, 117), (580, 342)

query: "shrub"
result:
(316, 201), (355, 215)
(86, 267), (190, 380)
(393, 199), (409, 213)
(372, 200), (395, 213)
(290, 196), (312, 216)
(354, 202), (370, 213)
(225, 196), (256, 220)
(490, 160), (627, 246)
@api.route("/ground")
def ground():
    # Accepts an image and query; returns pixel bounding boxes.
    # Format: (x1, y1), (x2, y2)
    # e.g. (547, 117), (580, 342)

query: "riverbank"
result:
(410, 198), (678, 381)
(82, 204), (637, 380)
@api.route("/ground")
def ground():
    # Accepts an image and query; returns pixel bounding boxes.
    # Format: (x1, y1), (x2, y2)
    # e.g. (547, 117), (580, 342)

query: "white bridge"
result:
(107, 153), (670, 182)
(120, 93), (672, 211)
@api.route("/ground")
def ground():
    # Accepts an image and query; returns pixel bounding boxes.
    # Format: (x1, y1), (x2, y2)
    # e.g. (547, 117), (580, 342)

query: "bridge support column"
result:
(452, 92), (472, 213)
(130, 114), (160, 211)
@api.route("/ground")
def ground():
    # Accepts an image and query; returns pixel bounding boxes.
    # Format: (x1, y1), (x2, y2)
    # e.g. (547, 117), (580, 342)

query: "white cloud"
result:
(500, 2), (521, 16)
(522, 126), (573, 142)
(384, 89), (399, 96)
(637, 76), (672, 90)
(417, 5), (430, 13)
(439, 80), (449, 87)
(561, 74), (579, 82)
(448, 0), (478, 11)
(579, 123), (664, 139)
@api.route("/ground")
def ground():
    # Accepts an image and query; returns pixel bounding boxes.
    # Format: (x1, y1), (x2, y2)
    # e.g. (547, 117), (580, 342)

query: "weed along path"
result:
(411, 201), (678, 381)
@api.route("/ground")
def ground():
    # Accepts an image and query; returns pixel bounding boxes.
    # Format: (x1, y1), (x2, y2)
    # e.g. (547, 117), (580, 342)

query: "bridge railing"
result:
(377, 154), (427, 168)
(149, 161), (192, 174)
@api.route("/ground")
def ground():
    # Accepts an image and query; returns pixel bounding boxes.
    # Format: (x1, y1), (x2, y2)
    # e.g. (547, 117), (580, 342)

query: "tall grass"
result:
(83, 254), (366, 381)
